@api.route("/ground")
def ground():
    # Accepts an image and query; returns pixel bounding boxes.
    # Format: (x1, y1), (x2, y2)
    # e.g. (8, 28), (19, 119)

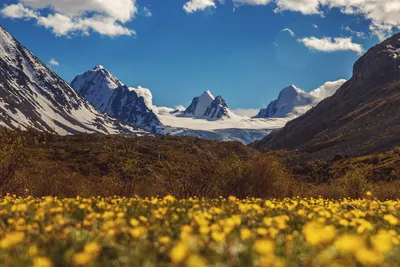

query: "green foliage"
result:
(340, 167), (371, 199)
(1, 128), (400, 200)
(0, 128), (26, 192)
(102, 144), (141, 180)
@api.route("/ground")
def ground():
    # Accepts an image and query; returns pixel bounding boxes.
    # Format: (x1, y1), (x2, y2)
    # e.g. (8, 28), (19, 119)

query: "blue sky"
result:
(0, 0), (399, 113)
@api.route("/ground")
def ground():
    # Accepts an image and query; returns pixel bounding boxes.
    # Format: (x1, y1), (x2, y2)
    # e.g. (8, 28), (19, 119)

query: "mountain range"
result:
(0, 25), (147, 136)
(70, 64), (345, 143)
(3, 23), (381, 150)
(253, 32), (400, 160)
(69, 66), (292, 143)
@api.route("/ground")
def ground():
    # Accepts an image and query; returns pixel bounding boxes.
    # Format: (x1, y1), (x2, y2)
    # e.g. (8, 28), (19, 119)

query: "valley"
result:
(1, 6), (400, 266)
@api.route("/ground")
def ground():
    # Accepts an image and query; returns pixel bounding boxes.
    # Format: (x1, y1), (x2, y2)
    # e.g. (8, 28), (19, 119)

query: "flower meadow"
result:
(1, 194), (400, 267)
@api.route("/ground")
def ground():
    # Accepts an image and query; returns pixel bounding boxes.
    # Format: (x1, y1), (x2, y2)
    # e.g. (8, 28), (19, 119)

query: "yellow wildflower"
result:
(302, 221), (337, 246)
(0, 232), (25, 249)
(240, 228), (252, 241)
(254, 239), (275, 255)
(383, 214), (398, 225)
(334, 234), (364, 254)
(159, 236), (171, 245)
(32, 257), (53, 267)
(169, 242), (188, 264)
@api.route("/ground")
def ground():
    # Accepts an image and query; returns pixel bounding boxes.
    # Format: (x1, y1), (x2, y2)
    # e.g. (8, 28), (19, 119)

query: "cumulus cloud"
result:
(48, 58), (59, 66)
(281, 28), (295, 36)
(343, 26), (365, 38)
(232, 0), (272, 6)
(142, 7), (152, 17)
(129, 86), (179, 115)
(208, 0), (400, 41)
(0, 3), (38, 19)
(232, 108), (260, 118)
(129, 86), (154, 110)
(298, 37), (364, 54)
(274, 0), (321, 15)
(174, 105), (186, 112)
(183, 0), (216, 13)
(313, 24), (318, 28)
(310, 79), (347, 100)
(0, 0), (138, 37)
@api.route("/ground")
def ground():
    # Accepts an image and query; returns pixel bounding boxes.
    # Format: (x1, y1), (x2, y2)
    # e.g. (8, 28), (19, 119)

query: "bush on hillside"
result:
(340, 167), (371, 199)
(0, 128), (26, 193)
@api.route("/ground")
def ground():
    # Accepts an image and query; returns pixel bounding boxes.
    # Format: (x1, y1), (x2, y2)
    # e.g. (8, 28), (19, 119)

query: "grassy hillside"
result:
(1, 128), (400, 199)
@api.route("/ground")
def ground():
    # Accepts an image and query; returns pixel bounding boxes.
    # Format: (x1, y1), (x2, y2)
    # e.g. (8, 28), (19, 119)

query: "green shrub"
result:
(340, 167), (371, 199)
(246, 154), (293, 198)
(0, 129), (26, 192)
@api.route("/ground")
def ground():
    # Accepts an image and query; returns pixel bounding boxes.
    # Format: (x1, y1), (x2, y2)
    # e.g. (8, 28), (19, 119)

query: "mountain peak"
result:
(253, 85), (315, 119)
(93, 65), (105, 71)
(202, 90), (214, 98)
(71, 68), (162, 132)
(279, 85), (302, 97)
(253, 32), (400, 160)
(183, 91), (231, 119)
(0, 25), (146, 136)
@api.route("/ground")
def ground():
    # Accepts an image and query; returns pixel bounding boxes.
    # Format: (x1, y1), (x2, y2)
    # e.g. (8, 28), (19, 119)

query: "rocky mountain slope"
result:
(182, 90), (232, 119)
(71, 66), (162, 133)
(253, 85), (317, 118)
(0, 25), (146, 136)
(253, 33), (400, 160)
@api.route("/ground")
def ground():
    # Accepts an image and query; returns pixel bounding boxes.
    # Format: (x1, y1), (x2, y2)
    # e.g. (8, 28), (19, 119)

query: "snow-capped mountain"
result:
(71, 66), (162, 133)
(253, 85), (317, 119)
(183, 90), (232, 119)
(254, 81), (346, 119)
(70, 69), (299, 144)
(0, 25), (146, 136)
(253, 32), (400, 159)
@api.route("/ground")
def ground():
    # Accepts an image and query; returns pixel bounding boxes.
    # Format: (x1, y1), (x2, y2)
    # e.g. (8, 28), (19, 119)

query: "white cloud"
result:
(281, 28), (295, 36)
(226, 1), (400, 41)
(174, 105), (186, 112)
(310, 79), (346, 100)
(48, 58), (59, 66)
(129, 86), (177, 115)
(0, 3), (38, 19)
(312, 24), (318, 28)
(343, 26), (365, 38)
(142, 7), (152, 17)
(129, 86), (154, 110)
(1, 0), (138, 37)
(369, 23), (394, 42)
(183, 0), (216, 13)
(232, 0), (272, 6)
(232, 108), (260, 118)
(298, 36), (364, 54)
(275, 0), (321, 15)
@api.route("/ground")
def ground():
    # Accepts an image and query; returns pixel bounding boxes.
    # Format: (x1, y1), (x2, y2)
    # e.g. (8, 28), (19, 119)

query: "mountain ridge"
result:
(71, 66), (162, 133)
(0, 25), (147, 136)
(253, 32), (400, 160)
(182, 90), (232, 120)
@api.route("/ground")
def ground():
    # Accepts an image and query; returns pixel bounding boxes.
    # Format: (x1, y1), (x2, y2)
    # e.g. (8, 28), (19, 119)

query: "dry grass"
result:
(2, 128), (400, 200)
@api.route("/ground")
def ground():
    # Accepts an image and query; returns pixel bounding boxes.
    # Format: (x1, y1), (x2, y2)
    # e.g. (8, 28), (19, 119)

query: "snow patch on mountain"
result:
(182, 90), (233, 120)
(254, 80), (346, 119)
(0, 25), (147, 136)
(71, 67), (162, 133)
